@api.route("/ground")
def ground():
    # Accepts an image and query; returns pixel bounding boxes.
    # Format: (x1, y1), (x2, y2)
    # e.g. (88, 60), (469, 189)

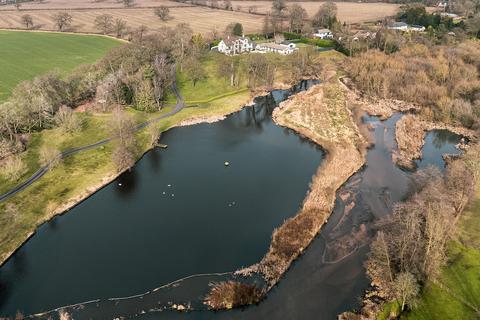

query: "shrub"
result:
(204, 281), (265, 310)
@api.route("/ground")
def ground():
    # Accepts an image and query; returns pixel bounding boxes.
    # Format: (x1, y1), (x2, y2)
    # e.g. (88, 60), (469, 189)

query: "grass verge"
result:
(406, 186), (480, 320)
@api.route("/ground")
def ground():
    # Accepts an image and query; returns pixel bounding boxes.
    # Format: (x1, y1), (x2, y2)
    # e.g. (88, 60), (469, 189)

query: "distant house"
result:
(256, 42), (297, 55)
(352, 30), (377, 41)
(215, 36), (254, 55)
(437, 1), (448, 7)
(388, 22), (408, 31)
(313, 29), (333, 39)
(410, 24), (426, 32)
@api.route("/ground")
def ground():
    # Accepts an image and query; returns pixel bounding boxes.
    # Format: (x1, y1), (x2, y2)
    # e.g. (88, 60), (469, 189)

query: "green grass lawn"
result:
(406, 187), (480, 320)
(0, 30), (121, 101)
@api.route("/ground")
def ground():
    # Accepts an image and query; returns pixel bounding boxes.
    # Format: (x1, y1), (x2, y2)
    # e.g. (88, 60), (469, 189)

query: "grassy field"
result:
(0, 30), (120, 101)
(407, 186), (480, 320)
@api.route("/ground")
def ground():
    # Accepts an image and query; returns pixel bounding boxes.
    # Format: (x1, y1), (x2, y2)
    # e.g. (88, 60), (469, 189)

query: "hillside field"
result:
(0, 30), (120, 101)
(227, 1), (401, 23)
(0, 1), (402, 37)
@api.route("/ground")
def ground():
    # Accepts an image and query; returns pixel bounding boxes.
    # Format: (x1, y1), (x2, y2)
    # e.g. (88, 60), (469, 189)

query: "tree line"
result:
(367, 146), (480, 313)
(347, 41), (480, 130)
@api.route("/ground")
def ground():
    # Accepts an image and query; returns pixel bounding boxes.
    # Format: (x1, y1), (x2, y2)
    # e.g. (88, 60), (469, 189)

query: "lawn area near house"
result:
(406, 186), (480, 320)
(0, 30), (121, 101)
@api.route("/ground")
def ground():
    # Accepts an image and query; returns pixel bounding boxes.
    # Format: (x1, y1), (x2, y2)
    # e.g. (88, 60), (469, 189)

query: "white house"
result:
(410, 24), (426, 32)
(388, 22), (409, 31)
(313, 29), (333, 39)
(255, 42), (296, 55)
(216, 36), (254, 55)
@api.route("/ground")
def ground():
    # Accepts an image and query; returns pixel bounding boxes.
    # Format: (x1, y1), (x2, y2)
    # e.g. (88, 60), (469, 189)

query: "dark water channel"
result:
(0, 85), (464, 319)
(0, 83), (326, 317)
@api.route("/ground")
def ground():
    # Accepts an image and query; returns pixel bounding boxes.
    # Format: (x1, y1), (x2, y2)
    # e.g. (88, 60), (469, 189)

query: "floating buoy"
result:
(118, 183), (122, 186)
(224, 161), (230, 166)
(162, 192), (166, 195)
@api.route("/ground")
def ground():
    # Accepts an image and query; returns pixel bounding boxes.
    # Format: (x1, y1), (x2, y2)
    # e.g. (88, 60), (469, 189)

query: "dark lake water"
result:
(0, 84), (326, 317)
(0, 87), (464, 319)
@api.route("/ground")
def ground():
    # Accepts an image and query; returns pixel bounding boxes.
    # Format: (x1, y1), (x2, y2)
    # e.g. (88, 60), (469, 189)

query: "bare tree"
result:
(154, 6), (171, 21)
(52, 12), (73, 31)
(171, 23), (193, 71)
(393, 272), (419, 312)
(94, 14), (113, 34)
(313, 1), (337, 28)
(1, 155), (26, 182)
(39, 145), (62, 168)
(110, 108), (136, 172)
(113, 18), (128, 38)
(21, 14), (34, 29)
(185, 57), (206, 87)
(287, 4), (307, 33)
(122, 0), (136, 8)
(54, 106), (82, 133)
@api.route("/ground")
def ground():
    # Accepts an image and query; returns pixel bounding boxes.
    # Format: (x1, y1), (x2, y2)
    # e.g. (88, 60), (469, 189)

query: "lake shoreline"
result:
(0, 82), (305, 269)
(205, 78), (371, 310)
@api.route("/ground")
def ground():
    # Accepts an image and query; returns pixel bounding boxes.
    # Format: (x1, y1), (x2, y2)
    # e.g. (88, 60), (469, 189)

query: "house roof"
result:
(257, 43), (291, 51)
(222, 36), (251, 46)
(316, 29), (332, 34)
(391, 22), (408, 27)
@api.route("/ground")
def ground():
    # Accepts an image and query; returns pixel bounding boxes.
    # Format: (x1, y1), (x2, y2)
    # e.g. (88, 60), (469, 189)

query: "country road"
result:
(0, 79), (185, 203)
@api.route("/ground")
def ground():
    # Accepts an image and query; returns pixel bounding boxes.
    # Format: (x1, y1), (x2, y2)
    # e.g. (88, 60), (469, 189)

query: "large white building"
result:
(255, 42), (297, 55)
(388, 22), (409, 31)
(313, 29), (333, 39)
(216, 36), (254, 55)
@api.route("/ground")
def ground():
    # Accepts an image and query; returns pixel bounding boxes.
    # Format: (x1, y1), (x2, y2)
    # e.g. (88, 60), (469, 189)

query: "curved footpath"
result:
(0, 80), (185, 203)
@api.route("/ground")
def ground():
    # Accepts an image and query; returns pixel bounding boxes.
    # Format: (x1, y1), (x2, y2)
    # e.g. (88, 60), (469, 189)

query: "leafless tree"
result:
(110, 107), (136, 172)
(21, 14), (34, 29)
(94, 14), (113, 34)
(52, 12), (73, 31)
(154, 6), (171, 21)
(122, 0), (135, 8)
(393, 272), (419, 312)
(113, 18), (128, 38)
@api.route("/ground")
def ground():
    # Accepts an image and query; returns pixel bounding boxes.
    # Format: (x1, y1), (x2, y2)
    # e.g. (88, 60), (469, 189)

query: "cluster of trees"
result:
(398, 4), (455, 29)
(260, 0), (339, 36)
(367, 147), (480, 312)
(0, 23), (210, 173)
(216, 46), (321, 90)
(347, 41), (480, 129)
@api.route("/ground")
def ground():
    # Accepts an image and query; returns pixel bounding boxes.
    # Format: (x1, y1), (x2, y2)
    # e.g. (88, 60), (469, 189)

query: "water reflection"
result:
(0, 82), (323, 318)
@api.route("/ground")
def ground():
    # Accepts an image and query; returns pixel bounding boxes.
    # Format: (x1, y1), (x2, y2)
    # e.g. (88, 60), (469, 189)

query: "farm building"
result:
(255, 42), (297, 55)
(410, 24), (426, 31)
(313, 29), (333, 39)
(388, 22), (409, 30)
(215, 36), (254, 55)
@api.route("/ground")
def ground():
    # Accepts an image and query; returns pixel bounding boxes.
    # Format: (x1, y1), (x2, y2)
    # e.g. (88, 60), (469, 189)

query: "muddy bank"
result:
(394, 114), (477, 169)
(237, 79), (368, 287)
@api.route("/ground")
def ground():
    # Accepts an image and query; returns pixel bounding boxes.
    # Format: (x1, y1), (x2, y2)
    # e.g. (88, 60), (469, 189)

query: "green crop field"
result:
(0, 30), (121, 101)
